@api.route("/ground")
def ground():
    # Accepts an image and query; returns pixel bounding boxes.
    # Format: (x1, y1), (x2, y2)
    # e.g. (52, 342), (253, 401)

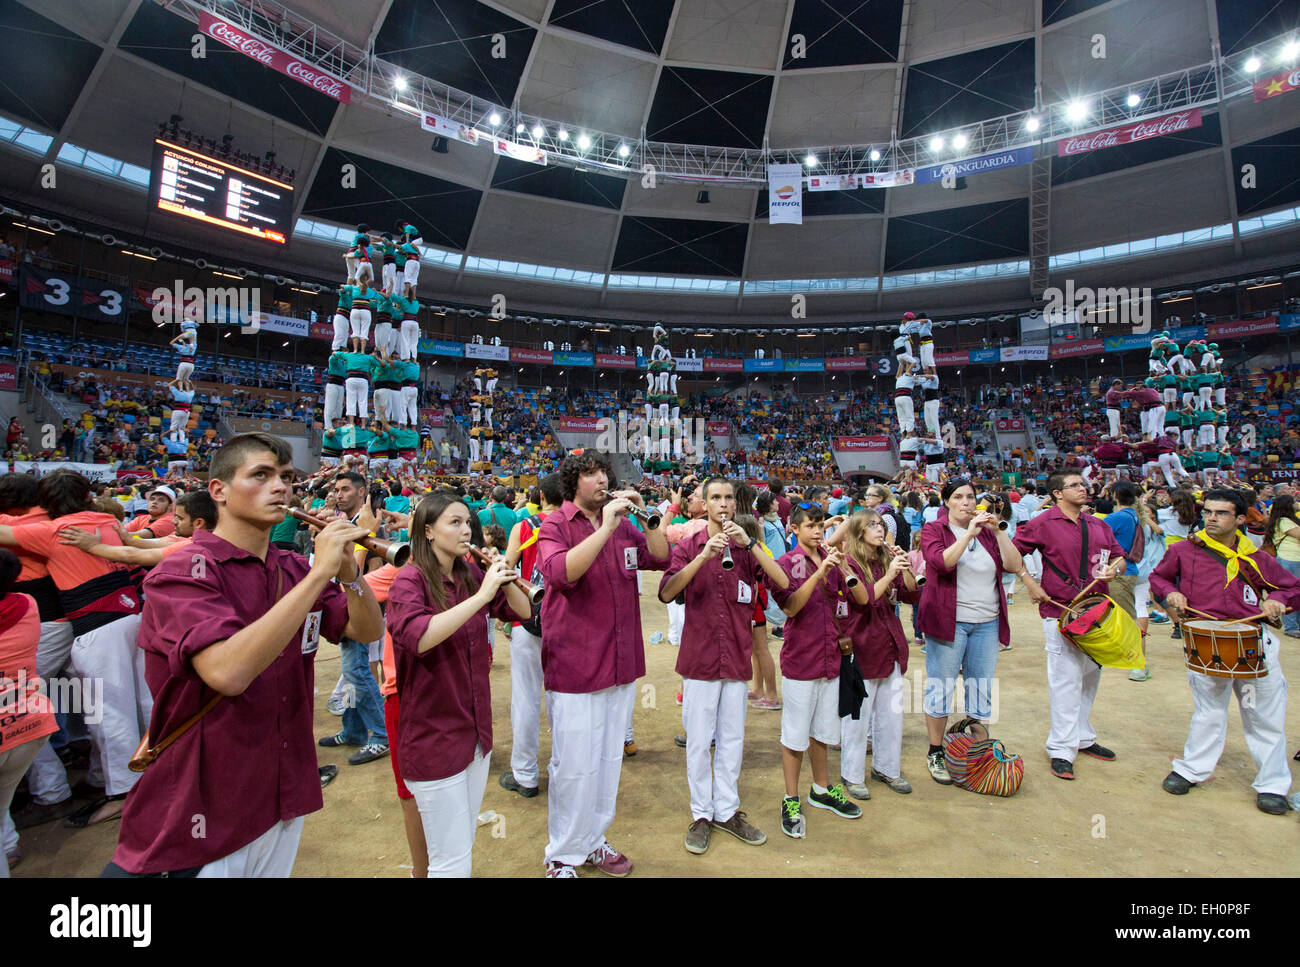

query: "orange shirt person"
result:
(58, 491), (218, 567)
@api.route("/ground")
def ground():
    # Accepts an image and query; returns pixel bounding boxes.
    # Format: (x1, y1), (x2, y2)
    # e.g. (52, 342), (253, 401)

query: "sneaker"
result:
(1079, 743), (1116, 761)
(623, 741), (637, 757)
(347, 742), (389, 765)
(674, 733), (687, 748)
(318, 732), (362, 748)
(926, 750), (953, 785)
(1051, 758), (1075, 780)
(1256, 793), (1289, 815)
(675, 692), (683, 706)
(914, 637), (924, 649)
(871, 769), (913, 794)
(545, 862), (579, 878)
(1128, 668), (1151, 682)
(714, 810), (766, 845)
(1172, 625), (1183, 639)
(319, 764), (338, 787)
(1149, 612), (1170, 624)
(684, 818), (712, 854)
(843, 781), (871, 801)
(1162, 771), (1195, 795)
(499, 770), (539, 798)
(771, 626), (784, 640)
(749, 696), (782, 710)
(999, 642), (1012, 651)
(780, 796), (806, 839)
(585, 842), (633, 877)
(649, 631), (665, 644)
(326, 697), (346, 716)
(807, 783), (862, 819)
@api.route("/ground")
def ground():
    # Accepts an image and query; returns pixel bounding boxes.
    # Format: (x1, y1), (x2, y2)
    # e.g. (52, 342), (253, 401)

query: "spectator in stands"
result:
(125, 486), (175, 539)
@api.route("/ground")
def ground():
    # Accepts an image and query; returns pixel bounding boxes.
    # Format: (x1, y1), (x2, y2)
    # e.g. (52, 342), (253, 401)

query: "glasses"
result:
(1059, 482), (1087, 491)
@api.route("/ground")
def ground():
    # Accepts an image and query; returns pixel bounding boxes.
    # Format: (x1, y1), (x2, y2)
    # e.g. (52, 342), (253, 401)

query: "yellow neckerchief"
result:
(1193, 528), (1276, 589)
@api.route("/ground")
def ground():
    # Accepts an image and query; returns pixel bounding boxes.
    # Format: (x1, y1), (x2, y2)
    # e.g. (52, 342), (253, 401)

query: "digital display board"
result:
(150, 138), (292, 244)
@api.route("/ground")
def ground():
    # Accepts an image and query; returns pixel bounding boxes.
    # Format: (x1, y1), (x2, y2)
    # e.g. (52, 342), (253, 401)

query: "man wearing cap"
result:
(126, 486), (176, 539)
(827, 488), (850, 516)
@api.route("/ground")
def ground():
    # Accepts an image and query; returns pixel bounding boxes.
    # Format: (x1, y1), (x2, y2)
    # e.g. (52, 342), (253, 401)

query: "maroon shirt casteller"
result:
(771, 547), (858, 681)
(1149, 538), (1300, 620)
(111, 531), (348, 874)
(386, 561), (514, 782)
(918, 509), (1012, 646)
(661, 526), (760, 682)
(842, 556), (921, 679)
(536, 500), (669, 694)
(1012, 506), (1125, 620)
(775, 494), (792, 527)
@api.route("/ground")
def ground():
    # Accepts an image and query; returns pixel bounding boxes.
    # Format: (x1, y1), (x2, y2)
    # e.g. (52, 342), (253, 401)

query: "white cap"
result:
(150, 485), (177, 502)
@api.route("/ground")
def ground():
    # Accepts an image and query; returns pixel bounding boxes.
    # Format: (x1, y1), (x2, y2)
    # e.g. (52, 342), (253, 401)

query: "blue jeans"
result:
(923, 619), (1000, 721)
(339, 638), (387, 745)
(1279, 558), (1300, 634)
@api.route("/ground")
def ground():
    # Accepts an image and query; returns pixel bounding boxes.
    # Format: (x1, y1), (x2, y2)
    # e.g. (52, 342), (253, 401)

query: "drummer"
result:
(1013, 470), (1128, 782)
(1148, 488), (1299, 815)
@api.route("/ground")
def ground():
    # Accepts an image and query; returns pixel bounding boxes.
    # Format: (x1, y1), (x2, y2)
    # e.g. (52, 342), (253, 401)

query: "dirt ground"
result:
(16, 580), (1300, 878)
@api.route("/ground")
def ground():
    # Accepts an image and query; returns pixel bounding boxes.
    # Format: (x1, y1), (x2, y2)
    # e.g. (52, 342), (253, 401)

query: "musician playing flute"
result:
(658, 477), (789, 856)
(534, 451), (669, 878)
(105, 434), (383, 877)
(386, 492), (531, 876)
(1148, 488), (1299, 815)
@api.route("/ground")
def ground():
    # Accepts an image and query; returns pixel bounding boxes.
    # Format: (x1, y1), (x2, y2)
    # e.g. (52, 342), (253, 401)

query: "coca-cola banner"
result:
(834, 436), (890, 452)
(1056, 108), (1202, 156)
(554, 417), (607, 432)
(1253, 68), (1300, 103)
(1049, 338), (1105, 359)
(199, 12), (352, 104)
(1208, 316), (1278, 338)
(706, 422), (731, 436)
(995, 418), (1025, 431)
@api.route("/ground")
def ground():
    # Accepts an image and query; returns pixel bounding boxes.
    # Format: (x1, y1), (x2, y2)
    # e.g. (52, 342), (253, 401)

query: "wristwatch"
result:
(745, 537), (759, 552)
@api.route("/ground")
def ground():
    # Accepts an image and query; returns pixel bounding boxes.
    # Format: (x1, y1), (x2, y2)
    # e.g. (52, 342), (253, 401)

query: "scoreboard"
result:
(150, 138), (292, 244)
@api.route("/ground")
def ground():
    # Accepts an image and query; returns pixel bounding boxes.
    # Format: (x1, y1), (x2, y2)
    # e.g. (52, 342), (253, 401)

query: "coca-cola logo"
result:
(286, 60), (345, 97)
(207, 23), (274, 64)
(1129, 112), (1194, 141)
(1063, 130), (1119, 153)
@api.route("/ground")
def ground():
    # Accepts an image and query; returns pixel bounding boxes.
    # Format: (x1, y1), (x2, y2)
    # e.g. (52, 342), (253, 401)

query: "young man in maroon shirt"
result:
(104, 432), (383, 877)
(659, 477), (789, 855)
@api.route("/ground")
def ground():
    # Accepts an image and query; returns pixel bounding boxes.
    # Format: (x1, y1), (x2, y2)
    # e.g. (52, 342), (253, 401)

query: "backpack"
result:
(881, 504), (910, 550)
(1116, 507), (1145, 565)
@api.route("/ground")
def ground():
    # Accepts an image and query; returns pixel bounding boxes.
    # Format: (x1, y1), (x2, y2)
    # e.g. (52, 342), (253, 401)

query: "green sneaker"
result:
(808, 783), (862, 819)
(780, 796), (806, 839)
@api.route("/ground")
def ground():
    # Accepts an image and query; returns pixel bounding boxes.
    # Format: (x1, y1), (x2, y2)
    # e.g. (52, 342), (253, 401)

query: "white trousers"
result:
(508, 625), (544, 787)
(1042, 619), (1100, 762)
(69, 614), (148, 797)
(1107, 408), (1120, 438)
(544, 684), (632, 867)
(402, 385), (419, 426)
(168, 409), (188, 436)
(1148, 406), (1165, 437)
(682, 679), (747, 823)
(345, 377), (369, 419)
(894, 396), (915, 434)
(332, 313), (349, 351)
(349, 308), (371, 342)
(323, 383), (344, 425)
(1163, 388), (1178, 406)
(923, 399), (941, 437)
(667, 599), (685, 647)
(373, 322), (393, 356)
(1159, 452), (1184, 488)
(27, 620), (76, 804)
(1198, 386), (1212, 410)
(373, 387), (392, 422)
(403, 260), (421, 290)
(1173, 633), (1291, 795)
(399, 320), (420, 361)
(382, 262), (397, 293)
(1215, 387), (1226, 406)
(1198, 425), (1216, 447)
(919, 340), (934, 369)
(196, 817), (304, 878)
(840, 661), (905, 783)
(175, 361), (193, 382)
(1024, 549), (1042, 583)
(406, 746), (492, 878)
(355, 260), (374, 283)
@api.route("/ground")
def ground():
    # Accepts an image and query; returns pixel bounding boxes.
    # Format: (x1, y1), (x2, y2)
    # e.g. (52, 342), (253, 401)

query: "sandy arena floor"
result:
(16, 580), (1300, 877)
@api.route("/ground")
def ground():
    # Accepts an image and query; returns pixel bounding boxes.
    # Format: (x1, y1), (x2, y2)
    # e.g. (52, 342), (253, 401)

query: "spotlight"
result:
(558, 128), (569, 140)
(617, 144), (630, 157)
(696, 190), (710, 204)
(516, 123), (525, 134)
(531, 124), (544, 139)
(1126, 91), (1140, 107)
(1066, 100), (1088, 123)
(869, 148), (881, 161)
(577, 133), (591, 150)
(1283, 40), (1300, 62)
(804, 153), (817, 167)
(394, 76), (407, 91)
(1244, 56), (1261, 72)
(952, 133), (968, 150)
(488, 111), (501, 126)
(1025, 116), (1040, 132)
(929, 136), (944, 151)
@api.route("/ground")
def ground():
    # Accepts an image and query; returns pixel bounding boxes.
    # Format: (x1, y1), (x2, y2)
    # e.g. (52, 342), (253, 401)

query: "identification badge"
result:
(737, 581), (752, 604)
(836, 600), (849, 618)
(624, 547), (638, 570)
(301, 610), (322, 655)
(1243, 585), (1259, 606)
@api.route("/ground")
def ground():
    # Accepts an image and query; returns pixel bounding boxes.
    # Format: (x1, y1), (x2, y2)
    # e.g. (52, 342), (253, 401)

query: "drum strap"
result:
(1042, 514), (1091, 593)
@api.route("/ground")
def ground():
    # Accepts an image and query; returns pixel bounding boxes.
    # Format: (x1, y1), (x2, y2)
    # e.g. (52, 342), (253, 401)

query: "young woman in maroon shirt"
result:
(386, 492), (530, 878)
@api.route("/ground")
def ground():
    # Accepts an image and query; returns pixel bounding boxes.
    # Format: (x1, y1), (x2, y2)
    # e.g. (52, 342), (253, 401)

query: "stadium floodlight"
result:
(488, 112), (501, 126)
(531, 124), (545, 139)
(516, 123), (525, 134)
(804, 153), (817, 167)
(1025, 116), (1041, 132)
(617, 144), (630, 157)
(869, 148), (881, 161)
(577, 133), (591, 150)
(1244, 56), (1261, 72)
(1282, 39), (1300, 62)
(558, 129), (569, 141)
(394, 76), (407, 91)
(952, 133), (968, 150)
(1066, 100), (1089, 123)
(1126, 92), (1140, 107)
(929, 136), (944, 152)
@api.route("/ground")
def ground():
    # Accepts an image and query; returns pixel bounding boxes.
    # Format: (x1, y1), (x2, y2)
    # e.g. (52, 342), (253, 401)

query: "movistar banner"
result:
(784, 358), (825, 372)
(553, 351), (594, 367)
(422, 339), (464, 357)
(915, 146), (1033, 185)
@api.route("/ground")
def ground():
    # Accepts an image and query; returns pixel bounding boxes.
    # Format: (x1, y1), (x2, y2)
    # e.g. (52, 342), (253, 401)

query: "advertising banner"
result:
(833, 436), (891, 452)
(199, 12), (352, 103)
(916, 146), (1033, 184)
(1056, 108), (1202, 156)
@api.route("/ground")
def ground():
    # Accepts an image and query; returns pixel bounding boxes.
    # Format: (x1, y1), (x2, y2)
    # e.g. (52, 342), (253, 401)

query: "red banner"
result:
(934, 351), (969, 367)
(198, 12), (352, 104)
(595, 353), (636, 369)
(1050, 339), (1104, 359)
(418, 409), (446, 428)
(311, 319), (335, 340)
(1208, 316), (1277, 338)
(834, 436), (890, 452)
(47, 363), (317, 406)
(995, 418), (1025, 431)
(1254, 68), (1300, 102)
(0, 363), (15, 391)
(826, 357), (868, 371)
(512, 347), (554, 364)
(706, 422), (731, 436)
(0, 259), (13, 284)
(1056, 108), (1202, 157)
(554, 417), (607, 432)
(703, 358), (744, 372)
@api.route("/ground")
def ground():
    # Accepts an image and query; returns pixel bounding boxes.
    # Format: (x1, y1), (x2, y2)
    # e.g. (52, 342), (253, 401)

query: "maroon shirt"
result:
(1012, 506), (1125, 619)
(112, 531), (348, 874)
(843, 556), (920, 678)
(536, 500), (669, 694)
(1130, 386), (1162, 408)
(1104, 388), (1127, 407)
(1149, 537), (1300, 619)
(386, 562), (513, 782)
(775, 494), (792, 526)
(771, 547), (856, 681)
(662, 526), (759, 682)
(918, 510), (1012, 645)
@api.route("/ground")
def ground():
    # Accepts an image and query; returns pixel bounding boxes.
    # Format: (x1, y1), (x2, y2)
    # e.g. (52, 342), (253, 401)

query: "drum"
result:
(1181, 619), (1267, 679)
(1057, 595), (1144, 669)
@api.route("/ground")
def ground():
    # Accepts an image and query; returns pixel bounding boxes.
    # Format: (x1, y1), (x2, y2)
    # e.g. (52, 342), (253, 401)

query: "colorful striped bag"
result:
(943, 719), (1025, 797)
